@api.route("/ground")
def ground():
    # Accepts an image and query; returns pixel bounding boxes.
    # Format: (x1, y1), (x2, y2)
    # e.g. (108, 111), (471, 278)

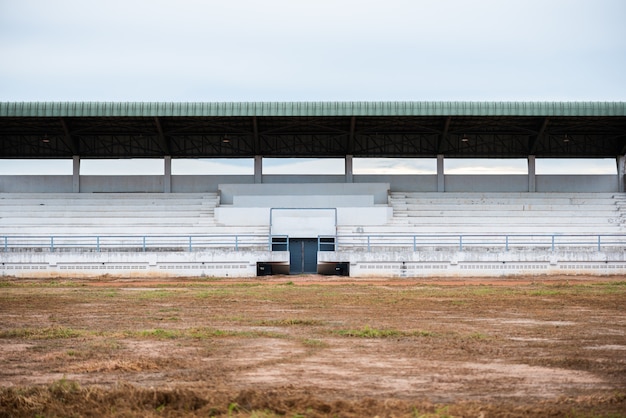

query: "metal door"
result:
(289, 239), (318, 274)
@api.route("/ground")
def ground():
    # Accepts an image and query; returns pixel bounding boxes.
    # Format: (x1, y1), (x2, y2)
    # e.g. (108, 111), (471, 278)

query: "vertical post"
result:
(142, 236), (146, 252)
(188, 236), (192, 252)
(345, 155), (353, 183)
(164, 156), (172, 193)
(551, 235), (555, 251)
(598, 235), (602, 252)
(459, 235), (463, 251)
(254, 155), (263, 184)
(617, 155), (625, 193)
(437, 154), (445, 192)
(72, 155), (80, 193)
(528, 155), (536, 192)
(50, 237), (54, 252)
(4, 236), (7, 252)
(505, 235), (509, 252)
(96, 236), (100, 252)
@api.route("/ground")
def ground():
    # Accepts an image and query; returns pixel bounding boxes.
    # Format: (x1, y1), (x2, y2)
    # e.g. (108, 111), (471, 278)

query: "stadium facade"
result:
(1, 101), (626, 278)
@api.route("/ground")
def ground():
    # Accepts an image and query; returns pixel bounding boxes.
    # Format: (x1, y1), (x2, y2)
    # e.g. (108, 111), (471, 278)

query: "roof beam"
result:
(437, 116), (451, 154)
(153, 117), (170, 155)
(348, 116), (356, 155)
(529, 117), (549, 155)
(59, 117), (79, 155)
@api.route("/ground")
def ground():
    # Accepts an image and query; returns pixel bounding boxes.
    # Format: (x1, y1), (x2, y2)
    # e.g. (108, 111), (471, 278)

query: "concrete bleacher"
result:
(335, 192), (625, 245)
(0, 193), (219, 235)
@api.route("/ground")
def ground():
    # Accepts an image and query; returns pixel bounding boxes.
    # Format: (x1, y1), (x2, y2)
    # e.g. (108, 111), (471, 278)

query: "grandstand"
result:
(1, 101), (625, 278)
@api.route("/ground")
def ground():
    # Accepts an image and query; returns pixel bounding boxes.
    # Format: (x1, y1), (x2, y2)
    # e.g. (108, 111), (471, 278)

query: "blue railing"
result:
(1, 233), (625, 253)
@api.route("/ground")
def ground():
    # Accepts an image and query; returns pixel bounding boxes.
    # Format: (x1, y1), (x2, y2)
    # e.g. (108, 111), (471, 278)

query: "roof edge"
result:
(1, 101), (625, 117)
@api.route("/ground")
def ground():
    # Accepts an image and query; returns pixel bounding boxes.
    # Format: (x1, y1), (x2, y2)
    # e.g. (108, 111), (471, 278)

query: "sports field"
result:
(1, 276), (625, 417)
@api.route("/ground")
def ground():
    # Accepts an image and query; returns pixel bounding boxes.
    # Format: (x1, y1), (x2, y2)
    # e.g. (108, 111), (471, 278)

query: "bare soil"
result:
(0, 275), (625, 417)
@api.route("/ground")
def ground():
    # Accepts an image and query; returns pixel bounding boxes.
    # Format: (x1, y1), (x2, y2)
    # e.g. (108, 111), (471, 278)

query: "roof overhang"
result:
(1, 101), (625, 159)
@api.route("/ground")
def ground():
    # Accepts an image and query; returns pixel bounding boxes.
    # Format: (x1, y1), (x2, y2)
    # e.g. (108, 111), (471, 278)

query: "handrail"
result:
(2, 233), (625, 253)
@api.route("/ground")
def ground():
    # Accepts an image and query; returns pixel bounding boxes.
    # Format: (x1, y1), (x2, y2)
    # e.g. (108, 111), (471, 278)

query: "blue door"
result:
(289, 239), (318, 274)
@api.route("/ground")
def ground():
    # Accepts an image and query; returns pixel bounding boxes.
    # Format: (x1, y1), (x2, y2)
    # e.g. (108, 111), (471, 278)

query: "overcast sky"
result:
(1, 0), (625, 174)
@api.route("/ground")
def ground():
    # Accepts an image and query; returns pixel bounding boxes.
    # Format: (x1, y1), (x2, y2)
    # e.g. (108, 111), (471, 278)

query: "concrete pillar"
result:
(164, 156), (172, 193)
(345, 155), (353, 183)
(254, 155), (263, 184)
(528, 155), (536, 192)
(618, 155), (625, 193)
(72, 155), (80, 193)
(437, 154), (445, 192)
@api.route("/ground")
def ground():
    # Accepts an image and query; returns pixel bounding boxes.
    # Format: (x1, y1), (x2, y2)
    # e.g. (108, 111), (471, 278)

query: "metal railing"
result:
(334, 233), (626, 252)
(1, 234), (274, 252)
(1, 233), (625, 253)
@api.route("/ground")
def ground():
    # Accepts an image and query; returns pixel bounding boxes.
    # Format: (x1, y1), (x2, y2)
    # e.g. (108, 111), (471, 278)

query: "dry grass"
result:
(0, 277), (625, 417)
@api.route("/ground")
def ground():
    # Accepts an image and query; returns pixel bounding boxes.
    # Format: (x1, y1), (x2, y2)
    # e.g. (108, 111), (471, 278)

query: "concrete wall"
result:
(445, 175), (529, 192)
(1, 174), (620, 193)
(318, 248), (626, 278)
(219, 182), (390, 205)
(4, 247), (625, 279)
(536, 175), (618, 192)
(0, 175), (74, 193)
(0, 250), (288, 279)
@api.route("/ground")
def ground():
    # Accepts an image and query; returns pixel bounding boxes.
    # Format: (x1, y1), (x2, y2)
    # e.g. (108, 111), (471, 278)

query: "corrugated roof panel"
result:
(1, 101), (625, 117)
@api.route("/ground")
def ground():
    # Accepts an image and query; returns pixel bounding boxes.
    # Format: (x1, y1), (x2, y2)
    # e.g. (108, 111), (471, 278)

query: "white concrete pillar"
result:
(617, 155), (625, 193)
(72, 155), (80, 193)
(437, 154), (445, 192)
(164, 156), (172, 193)
(254, 155), (263, 184)
(528, 155), (536, 192)
(345, 155), (353, 183)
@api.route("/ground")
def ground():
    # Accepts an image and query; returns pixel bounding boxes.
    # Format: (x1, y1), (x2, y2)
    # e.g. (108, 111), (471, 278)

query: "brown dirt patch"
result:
(0, 275), (625, 417)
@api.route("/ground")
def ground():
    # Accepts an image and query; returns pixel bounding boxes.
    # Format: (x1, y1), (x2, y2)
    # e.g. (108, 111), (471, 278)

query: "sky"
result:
(1, 0), (625, 174)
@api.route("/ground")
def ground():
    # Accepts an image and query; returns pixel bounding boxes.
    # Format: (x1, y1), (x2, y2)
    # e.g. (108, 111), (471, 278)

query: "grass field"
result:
(0, 276), (625, 417)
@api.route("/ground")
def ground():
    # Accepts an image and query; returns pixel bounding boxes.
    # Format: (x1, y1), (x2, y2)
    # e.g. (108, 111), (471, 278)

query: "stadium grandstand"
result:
(1, 101), (626, 278)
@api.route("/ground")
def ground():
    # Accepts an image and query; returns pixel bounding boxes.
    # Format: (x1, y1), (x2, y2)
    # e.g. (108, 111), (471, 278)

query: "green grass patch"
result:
(335, 325), (432, 339)
(301, 338), (329, 348)
(0, 326), (86, 340)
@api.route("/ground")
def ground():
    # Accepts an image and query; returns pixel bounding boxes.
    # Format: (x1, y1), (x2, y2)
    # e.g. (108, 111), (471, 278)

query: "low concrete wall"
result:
(215, 206), (392, 229)
(219, 182), (390, 205)
(0, 174), (621, 193)
(318, 248), (626, 278)
(0, 250), (288, 279)
(536, 175), (618, 192)
(0, 176), (73, 193)
(3, 247), (624, 278)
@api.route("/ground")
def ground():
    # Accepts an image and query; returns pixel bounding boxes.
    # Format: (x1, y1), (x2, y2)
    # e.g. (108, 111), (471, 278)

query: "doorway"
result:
(289, 239), (318, 274)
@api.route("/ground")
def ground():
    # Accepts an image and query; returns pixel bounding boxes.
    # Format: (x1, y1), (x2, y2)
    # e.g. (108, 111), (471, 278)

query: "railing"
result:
(1, 233), (625, 253)
(335, 234), (626, 252)
(1, 234), (274, 252)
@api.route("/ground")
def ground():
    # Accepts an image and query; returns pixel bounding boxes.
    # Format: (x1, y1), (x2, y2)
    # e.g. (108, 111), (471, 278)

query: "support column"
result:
(528, 155), (536, 192)
(254, 155), (263, 184)
(164, 156), (172, 193)
(345, 155), (353, 183)
(437, 154), (444, 192)
(617, 155), (625, 193)
(72, 155), (80, 193)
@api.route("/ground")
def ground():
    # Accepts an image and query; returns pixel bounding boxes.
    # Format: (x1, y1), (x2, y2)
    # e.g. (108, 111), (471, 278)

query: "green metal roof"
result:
(1, 101), (625, 118)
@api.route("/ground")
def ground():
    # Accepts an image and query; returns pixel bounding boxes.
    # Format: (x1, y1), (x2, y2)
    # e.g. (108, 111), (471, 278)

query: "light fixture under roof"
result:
(563, 134), (571, 143)
(461, 134), (469, 143)
(222, 135), (230, 144)
(42, 134), (50, 143)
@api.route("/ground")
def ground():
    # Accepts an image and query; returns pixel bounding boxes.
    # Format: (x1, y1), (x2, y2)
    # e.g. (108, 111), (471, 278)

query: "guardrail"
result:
(335, 234), (626, 252)
(1, 233), (625, 253)
(1, 235), (275, 252)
